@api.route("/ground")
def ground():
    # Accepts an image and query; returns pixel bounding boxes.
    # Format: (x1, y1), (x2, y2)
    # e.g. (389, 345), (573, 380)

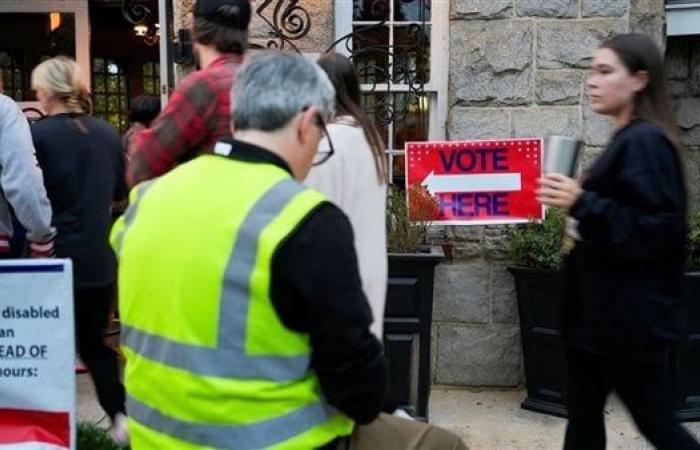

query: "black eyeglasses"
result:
(302, 106), (335, 166)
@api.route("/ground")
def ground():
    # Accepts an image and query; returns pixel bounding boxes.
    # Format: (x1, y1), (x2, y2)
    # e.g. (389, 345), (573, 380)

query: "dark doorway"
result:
(90, 0), (160, 132)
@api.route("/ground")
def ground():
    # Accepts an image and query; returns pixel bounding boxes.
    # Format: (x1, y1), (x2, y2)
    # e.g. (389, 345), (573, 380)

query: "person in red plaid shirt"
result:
(126, 0), (251, 187)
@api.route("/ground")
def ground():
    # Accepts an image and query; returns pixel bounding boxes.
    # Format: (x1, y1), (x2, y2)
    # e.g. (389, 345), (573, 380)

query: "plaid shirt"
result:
(126, 54), (243, 187)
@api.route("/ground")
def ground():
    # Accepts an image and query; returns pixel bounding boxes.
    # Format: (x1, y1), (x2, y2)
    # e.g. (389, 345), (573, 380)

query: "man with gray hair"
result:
(112, 52), (465, 449)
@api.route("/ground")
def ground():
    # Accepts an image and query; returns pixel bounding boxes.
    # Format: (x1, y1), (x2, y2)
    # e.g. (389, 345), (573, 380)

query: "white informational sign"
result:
(0, 260), (75, 450)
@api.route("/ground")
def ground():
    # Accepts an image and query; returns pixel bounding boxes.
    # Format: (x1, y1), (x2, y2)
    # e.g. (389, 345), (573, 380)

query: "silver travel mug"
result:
(543, 135), (581, 177)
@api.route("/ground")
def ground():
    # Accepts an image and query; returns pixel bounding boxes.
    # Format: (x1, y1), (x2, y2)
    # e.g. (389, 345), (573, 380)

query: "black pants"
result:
(75, 282), (126, 420)
(564, 348), (700, 450)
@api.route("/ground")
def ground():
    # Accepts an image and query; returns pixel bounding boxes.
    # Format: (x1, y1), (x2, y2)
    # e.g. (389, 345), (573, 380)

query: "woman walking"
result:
(305, 52), (389, 339)
(30, 57), (129, 445)
(538, 33), (700, 450)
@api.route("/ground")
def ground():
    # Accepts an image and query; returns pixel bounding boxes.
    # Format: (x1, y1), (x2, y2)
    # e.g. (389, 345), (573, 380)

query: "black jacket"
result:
(32, 113), (127, 288)
(564, 120), (688, 363)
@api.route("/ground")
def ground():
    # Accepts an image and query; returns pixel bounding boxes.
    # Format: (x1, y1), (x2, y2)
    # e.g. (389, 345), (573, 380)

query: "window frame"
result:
(333, 0), (449, 183)
(0, 0), (89, 113)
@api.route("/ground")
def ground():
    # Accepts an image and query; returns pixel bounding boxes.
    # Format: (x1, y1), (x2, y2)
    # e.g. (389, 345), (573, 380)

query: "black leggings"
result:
(75, 283), (125, 420)
(564, 347), (700, 450)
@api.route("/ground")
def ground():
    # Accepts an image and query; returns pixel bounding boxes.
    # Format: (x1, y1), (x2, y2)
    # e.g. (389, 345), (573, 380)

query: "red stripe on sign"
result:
(0, 409), (70, 447)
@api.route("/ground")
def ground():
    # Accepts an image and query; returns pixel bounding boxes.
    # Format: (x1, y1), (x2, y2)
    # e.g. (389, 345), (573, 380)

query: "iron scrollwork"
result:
(122, 0), (154, 26)
(255, 0), (311, 54)
(325, 13), (430, 126)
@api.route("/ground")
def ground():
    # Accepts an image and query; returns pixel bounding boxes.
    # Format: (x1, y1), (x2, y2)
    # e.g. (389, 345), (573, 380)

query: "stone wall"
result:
(667, 36), (700, 207)
(435, 0), (672, 387)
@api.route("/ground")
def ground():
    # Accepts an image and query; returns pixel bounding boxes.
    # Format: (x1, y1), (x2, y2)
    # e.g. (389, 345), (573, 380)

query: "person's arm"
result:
(271, 203), (387, 424)
(571, 129), (686, 263)
(0, 98), (56, 255)
(111, 131), (128, 216)
(126, 74), (220, 187)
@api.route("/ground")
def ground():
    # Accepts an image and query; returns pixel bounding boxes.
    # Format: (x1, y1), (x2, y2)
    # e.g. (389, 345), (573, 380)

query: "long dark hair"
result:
(318, 52), (388, 184)
(600, 33), (682, 153)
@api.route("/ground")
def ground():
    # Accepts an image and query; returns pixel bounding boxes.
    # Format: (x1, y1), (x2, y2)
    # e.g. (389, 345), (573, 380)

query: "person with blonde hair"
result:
(31, 56), (129, 445)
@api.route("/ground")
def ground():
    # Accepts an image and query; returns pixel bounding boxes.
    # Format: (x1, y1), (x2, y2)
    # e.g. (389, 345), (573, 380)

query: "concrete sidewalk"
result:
(78, 375), (700, 449)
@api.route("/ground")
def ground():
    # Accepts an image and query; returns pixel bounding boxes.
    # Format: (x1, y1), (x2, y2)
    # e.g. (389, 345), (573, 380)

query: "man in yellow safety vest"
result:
(112, 52), (466, 450)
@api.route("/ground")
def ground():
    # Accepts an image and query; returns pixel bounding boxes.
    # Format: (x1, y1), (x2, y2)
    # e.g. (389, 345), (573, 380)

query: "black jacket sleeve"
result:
(571, 126), (686, 263)
(112, 131), (128, 203)
(271, 202), (387, 424)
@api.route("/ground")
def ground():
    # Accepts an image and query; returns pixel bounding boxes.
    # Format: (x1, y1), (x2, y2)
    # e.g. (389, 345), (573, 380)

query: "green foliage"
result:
(507, 208), (566, 271)
(77, 422), (120, 450)
(386, 185), (432, 253)
(689, 210), (700, 272)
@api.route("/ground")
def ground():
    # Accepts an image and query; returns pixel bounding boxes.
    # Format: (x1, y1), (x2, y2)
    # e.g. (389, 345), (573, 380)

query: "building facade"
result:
(2, 0), (698, 388)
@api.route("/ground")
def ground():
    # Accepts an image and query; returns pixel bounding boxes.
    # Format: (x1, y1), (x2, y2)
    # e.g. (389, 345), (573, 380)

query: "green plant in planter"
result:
(689, 209), (700, 272)
(507, 208), (566, 271)
(77, 422), (120, 450)
(386, 184), (437, 253)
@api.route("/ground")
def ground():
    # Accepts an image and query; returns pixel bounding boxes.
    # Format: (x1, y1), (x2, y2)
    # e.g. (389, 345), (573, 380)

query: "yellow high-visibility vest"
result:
(111, 154), (354, 449)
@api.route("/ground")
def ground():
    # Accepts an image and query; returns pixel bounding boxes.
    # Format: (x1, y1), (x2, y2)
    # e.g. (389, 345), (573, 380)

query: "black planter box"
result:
(510, 267), (700, 422)
(674, 272), (700, 421)
(384, 246), (444, 420)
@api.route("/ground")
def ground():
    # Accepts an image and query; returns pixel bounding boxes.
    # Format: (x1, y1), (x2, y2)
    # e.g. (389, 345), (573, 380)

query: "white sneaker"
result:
(109, 413), (130, 447)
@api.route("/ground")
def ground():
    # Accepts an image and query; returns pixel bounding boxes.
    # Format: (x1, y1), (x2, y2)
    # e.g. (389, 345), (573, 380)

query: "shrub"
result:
(386, 184), (437, 253)
(77, 422), (120, 450)
(507, 208), (566, 271)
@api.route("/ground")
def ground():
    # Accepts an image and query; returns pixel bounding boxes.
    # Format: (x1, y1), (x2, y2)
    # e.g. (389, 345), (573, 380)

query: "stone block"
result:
(435, 324), (522, 385)
(511, 107), (581, 140)
(451, 21), (533, 105)
(630, 0), (664, 15)
(249, 0), (332, 53)
(537, 20), (627, 69)
(535, 70), (583, 105)
(630, 13), (665, 49)
(582, 0), (629, 17)
(433, 261), (490, 323)
(451, 0), (514, 20)
(516, 0), (577, 18)
(491, 262), (519, 324)
(683, 148), (700, 208)
(448, 108), (511, 140)
(666, 41), (690, 81)
(446, 225), (484, 242)
(669, 80), (689, 99)
(676, 97), (700, 131)
(483, 226), (513, 260)
(579, 146), (606, 175)
(582, 102), (613, 146)
(452, 244), (485, 259)
(691, 45), (700, 96)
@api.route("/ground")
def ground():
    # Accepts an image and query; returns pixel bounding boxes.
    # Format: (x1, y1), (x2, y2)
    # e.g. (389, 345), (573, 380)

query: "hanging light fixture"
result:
(134, 24), (148, 37)
(50, 12), (62, 32)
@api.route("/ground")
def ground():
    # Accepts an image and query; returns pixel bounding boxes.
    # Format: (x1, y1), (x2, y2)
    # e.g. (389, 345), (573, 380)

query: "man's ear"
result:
(297, 107), (320, 144)
(633, 70), (649, 93)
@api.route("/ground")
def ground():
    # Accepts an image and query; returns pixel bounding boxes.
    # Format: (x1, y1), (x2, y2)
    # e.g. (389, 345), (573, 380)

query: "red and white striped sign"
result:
(0, 261), (75, 450)
(405, 139), (544, 225)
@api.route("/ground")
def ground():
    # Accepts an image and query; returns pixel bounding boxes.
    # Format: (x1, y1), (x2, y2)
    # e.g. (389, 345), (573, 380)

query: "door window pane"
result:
(394, 0), (431, 21)
(0, 12), (76, 101)
(92, 58), (128, 132)
(354, 0), (390, 21)
(352, 25), (390, 84)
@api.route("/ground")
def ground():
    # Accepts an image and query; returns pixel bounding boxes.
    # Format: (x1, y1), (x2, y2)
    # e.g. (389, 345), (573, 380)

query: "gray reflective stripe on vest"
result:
(121, 324), (310, 380)
(113, 180), (155, 258)
(121, 179), (312, 381)
(127, 394), (334, 450)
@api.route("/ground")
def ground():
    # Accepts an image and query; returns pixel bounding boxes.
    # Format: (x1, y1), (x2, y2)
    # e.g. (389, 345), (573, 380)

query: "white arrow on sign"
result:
(422, 171), (522, 195)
